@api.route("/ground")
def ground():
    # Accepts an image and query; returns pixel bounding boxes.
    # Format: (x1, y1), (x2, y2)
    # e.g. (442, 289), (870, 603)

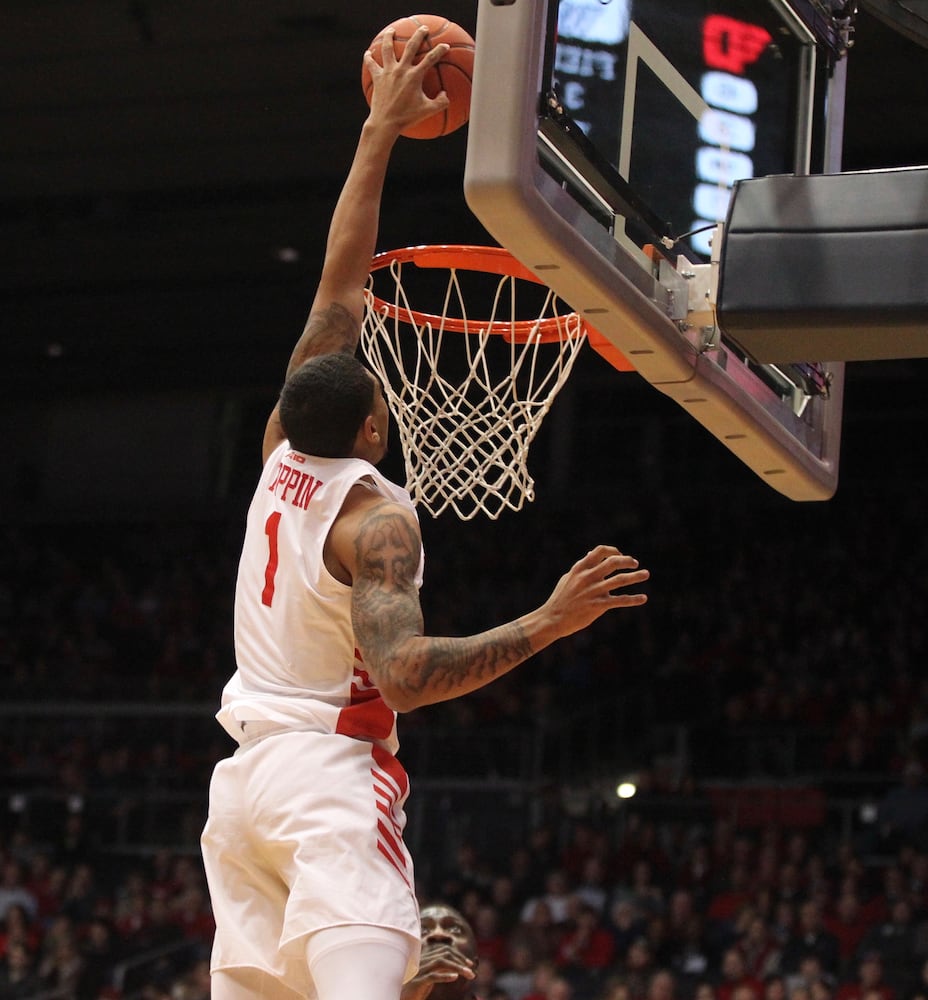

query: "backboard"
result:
(463, 0), (851, 500)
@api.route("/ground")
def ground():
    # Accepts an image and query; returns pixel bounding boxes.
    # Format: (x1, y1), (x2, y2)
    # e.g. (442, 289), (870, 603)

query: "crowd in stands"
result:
(1, 437), (927, 996)
(416, 813), (928, 1000)
(3, 803), (928, 999)
(0, 839), (212, 999)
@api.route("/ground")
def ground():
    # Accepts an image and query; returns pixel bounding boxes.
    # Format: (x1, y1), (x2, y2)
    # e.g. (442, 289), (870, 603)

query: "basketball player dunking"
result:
(201, 23), (650, 1000)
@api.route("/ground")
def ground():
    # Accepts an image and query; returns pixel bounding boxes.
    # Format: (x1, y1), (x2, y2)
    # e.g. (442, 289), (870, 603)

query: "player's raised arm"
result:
(262, 27), (450, 462)
(330, 492), (649, 713)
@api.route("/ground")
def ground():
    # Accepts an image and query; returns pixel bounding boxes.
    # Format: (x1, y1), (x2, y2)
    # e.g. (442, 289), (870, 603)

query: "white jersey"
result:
(217, 441), (423, 753)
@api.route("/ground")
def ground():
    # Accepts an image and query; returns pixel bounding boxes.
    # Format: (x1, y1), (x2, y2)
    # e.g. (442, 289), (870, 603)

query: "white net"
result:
(360, 246), (588, 520)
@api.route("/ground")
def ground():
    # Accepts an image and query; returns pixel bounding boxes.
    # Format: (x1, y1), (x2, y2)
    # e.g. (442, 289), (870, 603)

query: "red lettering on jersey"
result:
(267, 461), (285, 493)
(279, 466), (303, 502)
(270, 464), (324, 509)
(286, 451), (306, 464)
(703, 15), (771, 75)
(296, 475), (324, 510)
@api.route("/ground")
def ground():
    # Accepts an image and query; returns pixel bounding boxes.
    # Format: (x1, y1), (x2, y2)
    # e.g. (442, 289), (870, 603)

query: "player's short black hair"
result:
(278, 352), (375, 458)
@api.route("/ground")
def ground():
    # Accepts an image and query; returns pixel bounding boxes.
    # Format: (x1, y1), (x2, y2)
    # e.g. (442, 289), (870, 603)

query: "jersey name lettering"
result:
(267, 461), (325, 510)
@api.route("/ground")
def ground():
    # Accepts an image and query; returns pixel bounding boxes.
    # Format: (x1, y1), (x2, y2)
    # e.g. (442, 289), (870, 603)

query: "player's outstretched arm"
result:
(262, 26), (450, 461)
(336, 496), (649, 713)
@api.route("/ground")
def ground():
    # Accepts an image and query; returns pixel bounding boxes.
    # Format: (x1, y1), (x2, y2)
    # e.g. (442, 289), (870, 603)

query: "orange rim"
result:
(367, 244), (590, 343)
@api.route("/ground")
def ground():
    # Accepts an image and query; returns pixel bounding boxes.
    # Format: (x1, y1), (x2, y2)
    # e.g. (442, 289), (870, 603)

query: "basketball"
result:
(361, 14), (475, 140)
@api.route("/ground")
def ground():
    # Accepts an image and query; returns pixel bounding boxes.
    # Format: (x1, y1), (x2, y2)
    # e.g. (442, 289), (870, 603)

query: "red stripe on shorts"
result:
(377, 819), (412, 887)
(371, 743), (409, 798)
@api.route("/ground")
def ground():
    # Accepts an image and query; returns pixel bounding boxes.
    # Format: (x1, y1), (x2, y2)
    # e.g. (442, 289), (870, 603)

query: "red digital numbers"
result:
(702, 14), (772, 75)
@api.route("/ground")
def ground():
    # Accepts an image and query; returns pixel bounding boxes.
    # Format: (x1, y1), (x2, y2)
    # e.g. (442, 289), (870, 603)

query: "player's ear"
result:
(359, 414), (380, 445)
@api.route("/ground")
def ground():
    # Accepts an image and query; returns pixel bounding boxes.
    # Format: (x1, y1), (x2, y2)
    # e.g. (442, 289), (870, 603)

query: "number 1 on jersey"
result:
(262, 511), (282, 607)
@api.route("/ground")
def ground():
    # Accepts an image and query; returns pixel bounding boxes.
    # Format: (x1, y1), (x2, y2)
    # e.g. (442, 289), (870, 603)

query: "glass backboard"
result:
(463, 0), (850, 500)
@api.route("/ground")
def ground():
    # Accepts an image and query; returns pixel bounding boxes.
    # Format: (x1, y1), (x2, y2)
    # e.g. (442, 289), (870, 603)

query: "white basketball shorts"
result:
(201, 727), (421, 997)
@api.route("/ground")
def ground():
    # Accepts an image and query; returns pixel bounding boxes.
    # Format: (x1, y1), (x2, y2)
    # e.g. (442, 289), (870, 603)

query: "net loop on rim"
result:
(360, 244), (589, 520)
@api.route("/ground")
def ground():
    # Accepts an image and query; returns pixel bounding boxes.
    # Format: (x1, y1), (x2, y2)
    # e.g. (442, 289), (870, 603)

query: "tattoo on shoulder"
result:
(352, 504), (422, 641)
(354, 505), (421, 590)
(352, 503), (534, 702)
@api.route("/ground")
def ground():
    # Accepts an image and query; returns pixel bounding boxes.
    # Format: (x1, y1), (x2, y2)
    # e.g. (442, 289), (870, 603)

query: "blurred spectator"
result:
(524, 960), (560, 1000)
(609, 900), (646, 958)
(557, 903), (616, 971)
(857, 900), (919, 996)
(716, 947), (764, 1000)
(785, 955), (833, 1000)
(648, 970), (678, 1000)
(823, 892), (871, 975)
(575, 856), (611, 918)
(519, 899), (560, 963)
(878, 762), (928, 852)
(621, 937), (657, 1000)
(492, 875), (524, 935)
(523, 871), (575, 927)
(170, 958), (212, 1000)
(909, 958), (928, 1000)
(834, 953), (895, 1000)
(557, 902), (616, 997)
(498, 942), (538, 1000)
(736, 913), (781, 980)
(0, 904), (40, 960)
(678, 843), (714, 908)
(626, 861), (665, 919)
(78, 916), (118, 998)
(475, 903), (511, 972)
(38, 927), (85, 998)
(670, 914), (712, 991)
(0, 940), (40, 999)
(779, 901), (840, 976)
(763, 974), (787, 1000)
(0, 863), (36, 924)
(707, 866), (754, 926)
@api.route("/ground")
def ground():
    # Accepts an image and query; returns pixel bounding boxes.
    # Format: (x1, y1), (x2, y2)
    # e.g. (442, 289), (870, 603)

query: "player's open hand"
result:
(364, 25), (451, 135)
(542, 545), (649, 639)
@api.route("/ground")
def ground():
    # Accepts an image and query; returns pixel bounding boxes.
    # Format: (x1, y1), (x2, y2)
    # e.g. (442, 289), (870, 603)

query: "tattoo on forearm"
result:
(352, 507), (533, 700)
(402, 628), (533, 698)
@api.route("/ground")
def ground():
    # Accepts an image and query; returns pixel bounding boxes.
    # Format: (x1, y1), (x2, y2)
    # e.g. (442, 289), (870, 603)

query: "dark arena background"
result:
(2, 4), (928, 999)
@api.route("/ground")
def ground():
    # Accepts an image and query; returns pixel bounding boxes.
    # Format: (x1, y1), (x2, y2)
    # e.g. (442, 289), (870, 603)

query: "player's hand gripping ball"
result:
(361, 13), (475, 139)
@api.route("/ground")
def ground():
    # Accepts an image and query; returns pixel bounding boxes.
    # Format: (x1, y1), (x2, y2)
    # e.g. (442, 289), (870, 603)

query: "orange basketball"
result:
(361, 14), (475, 140)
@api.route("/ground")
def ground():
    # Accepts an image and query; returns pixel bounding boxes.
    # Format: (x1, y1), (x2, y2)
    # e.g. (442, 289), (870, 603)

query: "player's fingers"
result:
(578, 544), (624, 566)
(379, 27), (399, 66)
(417, 40), (451, 67)
(424, 90), (450, 113)
(362, 49), (381, 79)
(605, 565), (649, 584)
(579, 548), (642, 578)
(607, 592), (649, 607)
(399, 23), (431, 62)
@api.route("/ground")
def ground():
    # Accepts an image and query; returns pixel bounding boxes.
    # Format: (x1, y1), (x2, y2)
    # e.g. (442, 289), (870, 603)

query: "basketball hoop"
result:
(360, 245), (589, 520)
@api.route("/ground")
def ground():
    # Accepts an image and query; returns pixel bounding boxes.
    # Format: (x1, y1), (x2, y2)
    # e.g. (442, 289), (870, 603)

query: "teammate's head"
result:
(279, 353), (385, 459)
